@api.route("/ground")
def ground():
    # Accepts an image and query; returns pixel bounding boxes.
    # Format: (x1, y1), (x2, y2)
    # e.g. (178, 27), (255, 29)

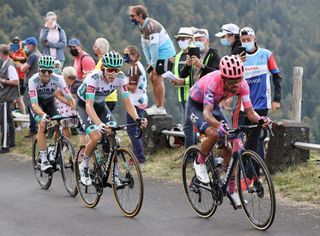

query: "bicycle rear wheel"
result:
(59, 138), (77, 197)
(32, 138), (52, 189)
(182, 145), (217, 218)
(74, 146), (101, 208)
(237, 150), (276, 231)
(112, 147), (144, 218)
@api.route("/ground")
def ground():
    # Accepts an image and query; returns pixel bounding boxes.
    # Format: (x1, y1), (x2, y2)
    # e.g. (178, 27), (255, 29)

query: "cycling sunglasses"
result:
(103, 68), (121, 74)
(40, 69), (53, 74)
(223, 77), (242, 85)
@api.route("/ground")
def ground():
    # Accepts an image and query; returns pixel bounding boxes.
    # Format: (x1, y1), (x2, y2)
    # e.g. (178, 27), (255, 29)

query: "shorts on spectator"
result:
(155, 59), (173, 75)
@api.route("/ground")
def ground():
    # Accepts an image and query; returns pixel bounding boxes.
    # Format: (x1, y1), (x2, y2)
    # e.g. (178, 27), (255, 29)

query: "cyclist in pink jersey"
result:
(185, 55), (271, 207)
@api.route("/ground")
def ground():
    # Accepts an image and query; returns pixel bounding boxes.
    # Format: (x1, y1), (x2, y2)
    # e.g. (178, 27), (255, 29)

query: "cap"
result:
(12, 36), (21, 42)
(174, 27), (193, 39)
(24, 37), (38, 45)
(240, 27), (255, 38)
(215, 23), (239, 37)
(54, 60), (61, 66)
(194, 29), (209, 38)
(68, 38), (81, 47)
(45, 11), (57, 20)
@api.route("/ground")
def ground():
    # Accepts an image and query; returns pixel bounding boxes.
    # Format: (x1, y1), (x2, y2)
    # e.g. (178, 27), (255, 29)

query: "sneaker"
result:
(230, 192), (241, 208)
(40, 161), (52, 171)
(145, 105), (167, 115)
(193, 159), (210, 184)
(79, 165), (92, 186)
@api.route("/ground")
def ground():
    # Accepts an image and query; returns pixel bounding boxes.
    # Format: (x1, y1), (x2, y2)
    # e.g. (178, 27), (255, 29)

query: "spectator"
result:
(170, 27), (194, 123)
(238, 26), (282, 159)
(92, 37), (117, 112)
(128, 4), (176, 115)
(39, 11), (67, 66)
(123, 45), (148, 163)
(68, 37), (95, 80)
(180, 28), (221, 148)
(215, 23), (242, 55)
(20, 37), (42, 138)
(9, 36), (27, 114)
(53, 59), (62, 74)
(0, 44), (20, 153)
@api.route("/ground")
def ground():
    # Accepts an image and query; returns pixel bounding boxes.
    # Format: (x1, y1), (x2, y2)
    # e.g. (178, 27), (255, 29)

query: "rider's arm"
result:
(85, 99), (103, 125)
(122, 97), (139, 121)
(31, 102), (46, 118)
(245, 106), (261, 123)
(203, 104), (220, 128)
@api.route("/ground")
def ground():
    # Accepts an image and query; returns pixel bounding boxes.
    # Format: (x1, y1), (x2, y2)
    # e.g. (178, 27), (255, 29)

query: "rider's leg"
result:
(197, 127), (219, 164)
(81, 130), (101, 168)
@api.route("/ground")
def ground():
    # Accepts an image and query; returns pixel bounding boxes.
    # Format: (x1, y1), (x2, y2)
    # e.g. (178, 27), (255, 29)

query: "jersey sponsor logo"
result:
(87, 85), (95, 94)
(29, 90), (36, 98)
(122, 84), (128, 92)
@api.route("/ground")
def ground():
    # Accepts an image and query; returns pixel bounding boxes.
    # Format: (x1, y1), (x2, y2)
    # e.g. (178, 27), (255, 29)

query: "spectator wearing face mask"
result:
(215, 23), (242, 55)
(39, 11), (67, 66)
(68, 38), (95, 80)
(170, 27), (194, 122)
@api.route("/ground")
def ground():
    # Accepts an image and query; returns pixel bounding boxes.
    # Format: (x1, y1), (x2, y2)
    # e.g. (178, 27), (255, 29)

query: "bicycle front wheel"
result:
(112, 147), (144, 218)
(74, 146), (101, 208)
(237, 150), (276, 231)
(59, 138), (77, 197)
(32, 138), (52, 189)
(182, 145), (217, 218)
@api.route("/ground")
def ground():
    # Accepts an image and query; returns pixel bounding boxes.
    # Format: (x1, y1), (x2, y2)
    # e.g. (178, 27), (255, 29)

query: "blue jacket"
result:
(39, 24), (67, 62)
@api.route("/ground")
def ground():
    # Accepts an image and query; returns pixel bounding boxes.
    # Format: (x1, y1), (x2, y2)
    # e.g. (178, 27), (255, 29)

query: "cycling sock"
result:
(40, 151), (48, 162)
(81, 155), (90, 168)
(196, 153), (207, 164)
(229, 176), (236, 193)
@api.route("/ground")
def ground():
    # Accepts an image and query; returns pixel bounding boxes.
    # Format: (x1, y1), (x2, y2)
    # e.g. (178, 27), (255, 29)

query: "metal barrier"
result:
(161, 129), (185, 138)
(294, 142), (320, 151)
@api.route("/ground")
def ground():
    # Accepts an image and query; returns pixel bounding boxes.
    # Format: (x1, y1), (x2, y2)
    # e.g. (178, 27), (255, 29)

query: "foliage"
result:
(1, 0), (320, 140)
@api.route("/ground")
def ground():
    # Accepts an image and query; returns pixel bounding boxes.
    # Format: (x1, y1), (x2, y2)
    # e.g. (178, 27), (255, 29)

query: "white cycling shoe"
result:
(79, 165), (92, 186)
(193, 159), (210, 184)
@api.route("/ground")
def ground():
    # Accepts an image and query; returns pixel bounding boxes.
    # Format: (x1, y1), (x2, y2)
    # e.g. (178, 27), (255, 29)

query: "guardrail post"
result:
(290, 67), (303, 122)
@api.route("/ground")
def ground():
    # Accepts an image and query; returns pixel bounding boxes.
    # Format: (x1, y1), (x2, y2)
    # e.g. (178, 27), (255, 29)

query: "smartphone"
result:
(188, 47), (200, 58)
(146, 65), (153, 74)
(234, 46), (246, 55)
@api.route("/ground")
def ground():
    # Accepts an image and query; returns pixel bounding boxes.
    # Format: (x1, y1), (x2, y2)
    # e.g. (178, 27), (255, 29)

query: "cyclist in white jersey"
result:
(76, 51), (147, 186)
(28, 55), (75, 171)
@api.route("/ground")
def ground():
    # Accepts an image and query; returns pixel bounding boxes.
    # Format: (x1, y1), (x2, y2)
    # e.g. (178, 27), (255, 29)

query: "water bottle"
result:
(95, 150), (101, 165)
(213, 156), (224, 174)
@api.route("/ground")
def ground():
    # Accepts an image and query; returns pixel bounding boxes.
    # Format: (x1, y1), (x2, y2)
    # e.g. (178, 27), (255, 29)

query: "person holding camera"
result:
(180, 28), (221, 148)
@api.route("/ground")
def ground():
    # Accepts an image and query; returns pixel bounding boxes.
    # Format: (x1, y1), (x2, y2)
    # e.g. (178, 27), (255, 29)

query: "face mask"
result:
(53, 68), (61, 75)
(69, 48), (79, 57)
(131, 19), (139, 25)
(10, 43), (19, 52)
(194, 41), (205, 52)
(123, 54), (131, 63)
(242, 42), (255, 52)
(178, 40), (189, 50)
(24, 46), (30, 54)
(220, 38), (231, 47)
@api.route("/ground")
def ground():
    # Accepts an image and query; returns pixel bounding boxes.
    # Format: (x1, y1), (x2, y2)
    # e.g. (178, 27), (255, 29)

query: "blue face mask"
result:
(194, 41), (205, 52)
(220, 38), (231, 47)
(10, 43), (19, 52)
(242, 42), (255, 52)
(123, 54), (131, 63)
(130, 18), (139, 25)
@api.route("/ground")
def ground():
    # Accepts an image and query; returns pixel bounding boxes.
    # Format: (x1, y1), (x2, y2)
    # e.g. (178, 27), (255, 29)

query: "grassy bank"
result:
(12, 130), (320, 206)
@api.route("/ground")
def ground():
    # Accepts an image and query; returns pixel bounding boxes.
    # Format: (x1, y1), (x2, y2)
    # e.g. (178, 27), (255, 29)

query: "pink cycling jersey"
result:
(189, 70), (252, 109)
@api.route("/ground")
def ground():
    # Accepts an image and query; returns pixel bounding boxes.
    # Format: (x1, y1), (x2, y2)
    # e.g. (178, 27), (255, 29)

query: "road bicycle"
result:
(182, 123), (276, 231)
(74, 121), (144, 217)
(32, 115), (78, 197)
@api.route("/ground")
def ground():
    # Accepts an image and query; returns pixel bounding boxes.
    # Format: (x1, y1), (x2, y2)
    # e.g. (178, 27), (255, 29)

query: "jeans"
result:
(126, 106), (146, 162)
(179, 101), (186, 125)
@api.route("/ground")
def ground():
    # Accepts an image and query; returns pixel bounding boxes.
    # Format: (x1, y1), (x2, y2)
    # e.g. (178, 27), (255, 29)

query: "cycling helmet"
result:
(219, 55), (244, 78)
(102, 51), (123, 68)
(38, 55), (55, 69)
(240, 27), (255, 38)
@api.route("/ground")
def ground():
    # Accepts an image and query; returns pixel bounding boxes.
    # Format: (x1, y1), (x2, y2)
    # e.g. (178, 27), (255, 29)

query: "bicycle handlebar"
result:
(226, 122), (274, 139)
(106, 120), (144, 139)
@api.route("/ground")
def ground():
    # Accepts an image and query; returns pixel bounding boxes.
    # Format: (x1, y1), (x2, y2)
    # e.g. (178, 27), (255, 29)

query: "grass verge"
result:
(12, 130), (320, 206)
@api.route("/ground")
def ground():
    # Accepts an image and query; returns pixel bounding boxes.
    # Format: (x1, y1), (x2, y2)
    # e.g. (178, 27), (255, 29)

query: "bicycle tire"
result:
(182, 145), (217, 218)
(112, 147), (144, 218)
(237, 150), (276, 231)
(59, 137), (78, 197)
(32, 138), (53, 189)
(74, 146), (101, 208)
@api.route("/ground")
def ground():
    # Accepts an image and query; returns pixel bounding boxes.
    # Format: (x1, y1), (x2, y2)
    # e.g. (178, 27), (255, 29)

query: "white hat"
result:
(54, 60), (61, 66)
(193, 28), (209, 38)
(45, 11), (57, 20)
(240, 27), (255, 38)
(174, 27), (193, 38)
(215, 23), (239, 37)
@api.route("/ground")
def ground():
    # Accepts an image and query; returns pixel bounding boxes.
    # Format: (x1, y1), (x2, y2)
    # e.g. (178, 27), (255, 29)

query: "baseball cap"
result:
(215, 23), (239, 37)
(193, 29), (209, 39)
(45, 11), (57, 20)
(24, 37), (38, 45)
(240, 27), (255, 38)
(12, 36), (21, 42)
(174, 27), (193, 39)
(68, 38), (81, 47)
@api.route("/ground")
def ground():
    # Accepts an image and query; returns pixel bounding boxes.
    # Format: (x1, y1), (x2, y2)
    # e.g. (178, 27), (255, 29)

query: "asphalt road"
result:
(0, 154), (319, 236)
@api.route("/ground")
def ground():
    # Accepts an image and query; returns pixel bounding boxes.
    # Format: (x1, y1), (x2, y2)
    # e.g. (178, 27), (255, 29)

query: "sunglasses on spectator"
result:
(103, 68), (121, 74)
(40, 69), (53, 74)
(224, 77), (242, 85)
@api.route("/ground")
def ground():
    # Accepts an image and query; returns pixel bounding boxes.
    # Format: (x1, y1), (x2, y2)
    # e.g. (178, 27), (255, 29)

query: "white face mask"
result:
(178, 39), (190, 50)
